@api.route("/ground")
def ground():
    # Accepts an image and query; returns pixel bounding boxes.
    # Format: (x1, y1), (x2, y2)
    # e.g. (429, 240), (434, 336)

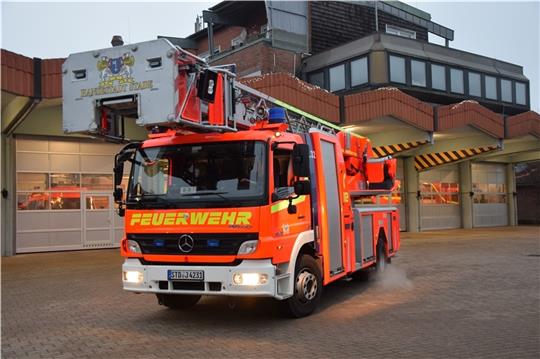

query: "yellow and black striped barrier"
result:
(414, 146), (499, 171)
(372, 140), (429, 158)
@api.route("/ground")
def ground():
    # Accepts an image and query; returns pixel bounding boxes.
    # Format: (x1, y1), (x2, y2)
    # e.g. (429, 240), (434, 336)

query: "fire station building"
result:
(1, 1), (539, 255)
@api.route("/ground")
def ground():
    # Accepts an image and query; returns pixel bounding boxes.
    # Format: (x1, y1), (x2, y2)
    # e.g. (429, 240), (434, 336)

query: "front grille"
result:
(171, 281), (205, 291)
(128, 233), (258, 255)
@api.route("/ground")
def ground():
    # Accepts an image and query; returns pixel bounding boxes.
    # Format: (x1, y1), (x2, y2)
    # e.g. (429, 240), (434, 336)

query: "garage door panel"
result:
(86, 211), (110, 228)
(81, 155), (114, 173)
(16, 232), (50, 251)
(17, 212), (49, 231)
(17, 138), (48, 152)
(17, 153), (49, 172)
(49, 212), (81, 229)
(49, 231), (82, 247)
(49, 154), (80, 172)
(49, 140), (80, 153)
(80, 142), (122, 155)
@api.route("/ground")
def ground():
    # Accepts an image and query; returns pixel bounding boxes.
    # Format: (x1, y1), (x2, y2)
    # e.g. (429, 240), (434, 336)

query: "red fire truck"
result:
(62, 38), (400, 317)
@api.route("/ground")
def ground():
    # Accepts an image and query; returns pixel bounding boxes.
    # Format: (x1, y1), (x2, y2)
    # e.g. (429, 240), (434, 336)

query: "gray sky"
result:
(1, 1), (538, 111)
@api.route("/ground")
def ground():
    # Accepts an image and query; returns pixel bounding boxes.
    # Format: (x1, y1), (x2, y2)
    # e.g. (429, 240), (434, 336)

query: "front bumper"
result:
(122, 258), (280, 298)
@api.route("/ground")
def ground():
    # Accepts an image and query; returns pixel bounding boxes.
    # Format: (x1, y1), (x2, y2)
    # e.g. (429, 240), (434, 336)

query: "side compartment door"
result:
(309, 131), (347, 284)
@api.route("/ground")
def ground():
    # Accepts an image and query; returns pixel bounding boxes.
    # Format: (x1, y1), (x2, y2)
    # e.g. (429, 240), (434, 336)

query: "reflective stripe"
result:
(271, 195), (307, 214)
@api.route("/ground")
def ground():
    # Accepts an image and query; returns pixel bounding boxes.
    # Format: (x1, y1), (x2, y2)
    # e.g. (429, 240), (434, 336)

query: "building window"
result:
(431, 64), (446, 91)
(485, 75), (497, 100)
(468, 72), (481, 97)
(351, 57), (368, 87)
(411, 60), (426, 87)
(50, 173), (80, 189)
(501, 79), (512, 103)
(386, 24), (416, 39)
(17, 173), (49, 191)
(515, 82), (527, 105)
(450, 68), (464, 94)
(308, 71), (325, 89)
(329, 64), (345, 92)
(82, 174), (113, 191)
(389, 55), (406, 84)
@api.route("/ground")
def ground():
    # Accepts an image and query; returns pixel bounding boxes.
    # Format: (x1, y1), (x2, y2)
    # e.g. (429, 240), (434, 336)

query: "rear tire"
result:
(283, 254), (322, 318)
(156, 294), (201, 309)
(375, 242), (388, 274)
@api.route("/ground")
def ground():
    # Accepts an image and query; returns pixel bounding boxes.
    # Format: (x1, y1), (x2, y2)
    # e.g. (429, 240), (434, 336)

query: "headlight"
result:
(123, 270), (143, 283)
(127, 240), (142, 254)
(232, 273), (268, 286)
(237, 240), (258, 255)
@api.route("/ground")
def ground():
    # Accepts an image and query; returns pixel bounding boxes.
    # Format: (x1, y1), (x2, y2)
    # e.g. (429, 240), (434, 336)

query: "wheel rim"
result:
(296, 269), (318, 302)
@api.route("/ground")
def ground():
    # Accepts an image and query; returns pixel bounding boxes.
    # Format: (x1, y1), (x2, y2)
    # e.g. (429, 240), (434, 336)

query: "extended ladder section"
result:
(62, 38), (397, 195)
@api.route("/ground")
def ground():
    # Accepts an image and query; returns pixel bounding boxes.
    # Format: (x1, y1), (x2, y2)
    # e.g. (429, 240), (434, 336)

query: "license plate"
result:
(167, 270), (204, 281)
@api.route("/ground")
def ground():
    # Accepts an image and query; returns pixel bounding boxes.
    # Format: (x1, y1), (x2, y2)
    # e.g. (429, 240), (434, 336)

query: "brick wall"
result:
(210, 41), (300, 78)
(310, 1), (428, 54)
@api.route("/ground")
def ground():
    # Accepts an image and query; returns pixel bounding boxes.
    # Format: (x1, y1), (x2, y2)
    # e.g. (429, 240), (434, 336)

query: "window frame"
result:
(389, 54), (407, 85)
(410, 59), (427, 88)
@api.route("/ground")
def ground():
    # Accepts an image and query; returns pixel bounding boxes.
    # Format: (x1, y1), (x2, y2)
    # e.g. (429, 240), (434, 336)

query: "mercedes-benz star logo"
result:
(178, 235), (195, 253)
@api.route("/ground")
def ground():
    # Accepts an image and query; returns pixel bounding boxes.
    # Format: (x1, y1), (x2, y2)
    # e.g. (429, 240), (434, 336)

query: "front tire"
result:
(156, 294), (201, 309)
(283, 254), (322, 318)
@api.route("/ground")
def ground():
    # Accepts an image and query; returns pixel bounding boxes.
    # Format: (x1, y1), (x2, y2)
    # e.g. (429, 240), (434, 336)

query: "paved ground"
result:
(2, 226), (539, 358)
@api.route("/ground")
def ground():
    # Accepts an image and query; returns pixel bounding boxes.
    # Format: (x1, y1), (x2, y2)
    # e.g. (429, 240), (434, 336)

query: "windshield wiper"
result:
(180, 191), (232, 203)
(130, 194), (174, 208)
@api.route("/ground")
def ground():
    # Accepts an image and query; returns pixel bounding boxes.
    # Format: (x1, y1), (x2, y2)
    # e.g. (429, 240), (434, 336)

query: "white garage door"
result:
(15, 136), (127, 253)
(472, 163), (508, 227)
(419, 165), (461, 230)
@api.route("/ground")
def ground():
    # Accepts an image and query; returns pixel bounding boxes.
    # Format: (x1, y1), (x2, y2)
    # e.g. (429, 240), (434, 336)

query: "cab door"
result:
(309, 131), (348, 284)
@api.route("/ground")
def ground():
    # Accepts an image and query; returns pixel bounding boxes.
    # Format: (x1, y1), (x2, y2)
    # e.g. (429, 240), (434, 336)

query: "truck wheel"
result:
(283, 255), (322, 318)
(375, 242), (388, 273)
(156, 294), (201, 309)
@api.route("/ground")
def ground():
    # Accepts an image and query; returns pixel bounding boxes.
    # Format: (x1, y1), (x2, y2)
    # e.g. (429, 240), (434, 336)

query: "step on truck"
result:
(62, 38), (400, 317)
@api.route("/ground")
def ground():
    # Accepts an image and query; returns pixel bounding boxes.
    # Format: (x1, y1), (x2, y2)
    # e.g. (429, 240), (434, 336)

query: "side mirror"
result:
(294, 180), (311, 195)
(292, 144), (310, 178)
(197, 69), (218, 103)
(272, 187), (294, 202)
(114, 188), (123, 203)
(114, 164), (124, 188)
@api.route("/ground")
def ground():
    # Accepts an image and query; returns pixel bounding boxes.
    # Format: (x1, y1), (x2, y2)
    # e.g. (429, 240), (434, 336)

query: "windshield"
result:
(127, 141), (267, 208)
